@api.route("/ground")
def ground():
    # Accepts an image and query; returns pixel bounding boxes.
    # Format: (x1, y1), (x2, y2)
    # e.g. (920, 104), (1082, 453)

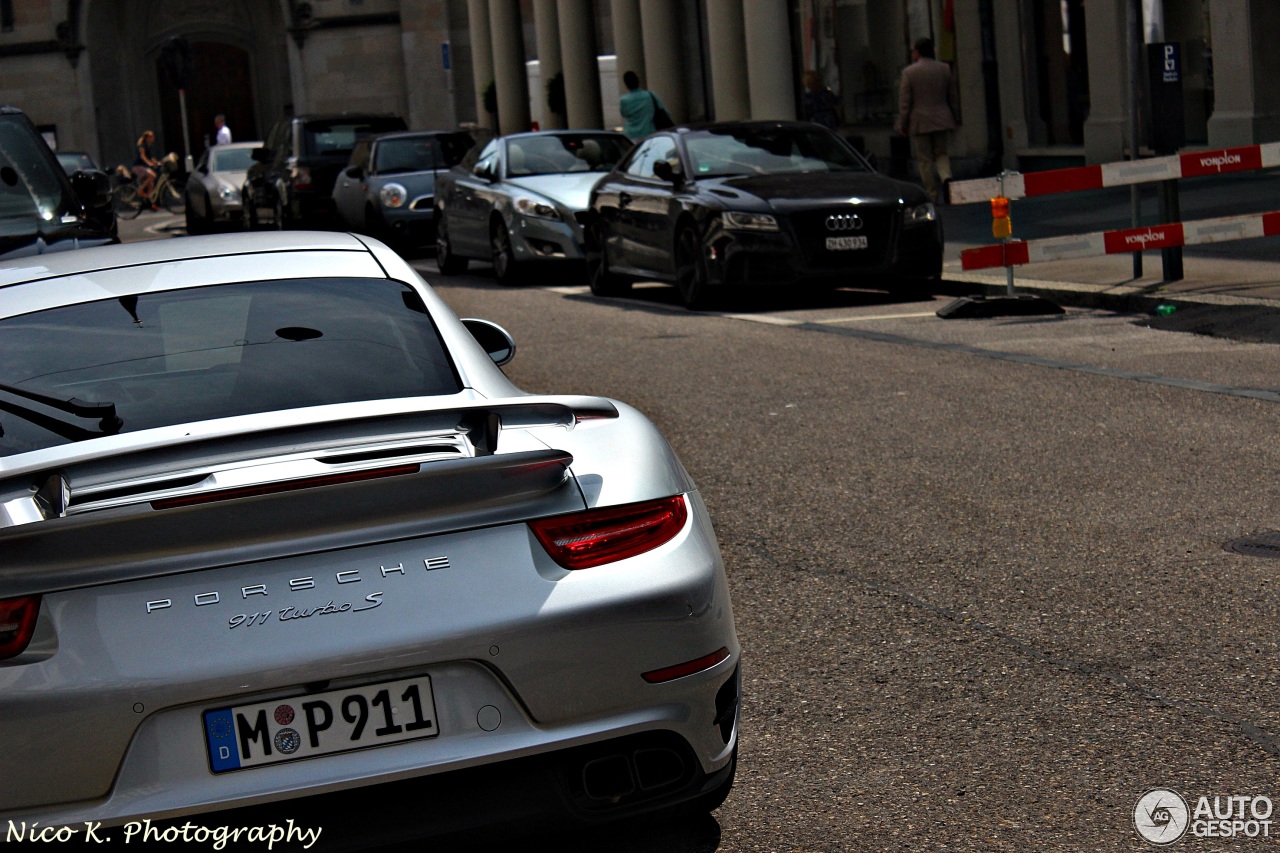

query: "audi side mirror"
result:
(653, 160), (682, 184)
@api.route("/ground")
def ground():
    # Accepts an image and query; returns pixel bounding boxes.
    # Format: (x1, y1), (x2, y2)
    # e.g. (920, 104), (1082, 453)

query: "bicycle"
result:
(112, 153), (186, 219)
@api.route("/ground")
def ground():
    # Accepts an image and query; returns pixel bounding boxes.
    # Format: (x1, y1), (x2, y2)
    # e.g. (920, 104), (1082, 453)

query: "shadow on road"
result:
(369, 813), (722, 853)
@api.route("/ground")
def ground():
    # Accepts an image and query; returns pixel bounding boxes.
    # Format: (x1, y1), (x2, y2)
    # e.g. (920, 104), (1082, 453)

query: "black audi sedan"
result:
(584, 121), (942, 309)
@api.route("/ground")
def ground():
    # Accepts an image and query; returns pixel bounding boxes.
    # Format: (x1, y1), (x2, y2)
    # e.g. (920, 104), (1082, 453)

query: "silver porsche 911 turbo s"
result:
(0, 233), (739, 846)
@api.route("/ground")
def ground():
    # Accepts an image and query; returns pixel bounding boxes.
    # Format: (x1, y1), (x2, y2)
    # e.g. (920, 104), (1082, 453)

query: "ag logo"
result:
(1135, 789), (1190, 845)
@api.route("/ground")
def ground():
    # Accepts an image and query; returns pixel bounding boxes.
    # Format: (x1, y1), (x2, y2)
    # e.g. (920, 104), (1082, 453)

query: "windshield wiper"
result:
(0, 381), (122, 434)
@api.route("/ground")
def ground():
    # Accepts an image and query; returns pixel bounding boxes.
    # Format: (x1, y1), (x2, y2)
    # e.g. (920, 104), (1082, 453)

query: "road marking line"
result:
(818, 311), (938, 323)
(716, 313), (802, 326)
(545, 286), (589, 294)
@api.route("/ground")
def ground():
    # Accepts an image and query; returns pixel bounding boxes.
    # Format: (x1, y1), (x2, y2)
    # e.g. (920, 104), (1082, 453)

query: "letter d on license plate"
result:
(204, 675), (437, 772)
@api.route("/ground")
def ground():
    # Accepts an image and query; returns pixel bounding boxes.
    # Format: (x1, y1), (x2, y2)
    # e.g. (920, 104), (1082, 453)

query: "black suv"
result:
(0, 106), (116, 258)
(243, 113), (407, 229)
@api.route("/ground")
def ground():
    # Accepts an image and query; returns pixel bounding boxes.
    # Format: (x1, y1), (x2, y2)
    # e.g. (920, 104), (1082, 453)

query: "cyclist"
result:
(132, 130), (161, 209)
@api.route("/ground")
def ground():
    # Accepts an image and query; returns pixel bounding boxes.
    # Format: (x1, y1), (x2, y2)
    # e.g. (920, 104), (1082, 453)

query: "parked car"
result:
(243, 113), (407, 230)
(0, 105), (116, 256)
(0, 232), (739, 844)
(54, 150), (101, 175)
(434, 130), (632, 283)
(585, 121), (944, 308)
(183, 141), (260, 234)
(332, 130), (473, 252)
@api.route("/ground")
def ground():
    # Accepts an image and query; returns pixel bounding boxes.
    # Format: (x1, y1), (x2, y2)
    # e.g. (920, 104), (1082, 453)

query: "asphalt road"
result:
(115, 219), (1280, 850)
(415, 260), (1280, 852)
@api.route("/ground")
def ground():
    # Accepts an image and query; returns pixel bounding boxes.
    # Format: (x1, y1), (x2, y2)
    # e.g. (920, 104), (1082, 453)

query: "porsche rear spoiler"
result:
(0, 395), (618, 597)
(0, 448), (582, 599)
(0, 394), (619, 484)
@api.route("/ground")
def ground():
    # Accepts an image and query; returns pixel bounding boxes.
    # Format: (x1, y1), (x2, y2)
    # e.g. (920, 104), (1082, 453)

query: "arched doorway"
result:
(156, 41), (258, 159)
(85, 0), (290, 168)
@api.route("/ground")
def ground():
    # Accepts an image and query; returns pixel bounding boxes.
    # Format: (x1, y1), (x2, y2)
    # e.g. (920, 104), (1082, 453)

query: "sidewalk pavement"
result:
(942, 250), (1280, 314)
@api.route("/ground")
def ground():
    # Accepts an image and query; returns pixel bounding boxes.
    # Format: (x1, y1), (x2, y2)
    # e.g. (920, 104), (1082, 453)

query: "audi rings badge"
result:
(825, 213), (863, 232)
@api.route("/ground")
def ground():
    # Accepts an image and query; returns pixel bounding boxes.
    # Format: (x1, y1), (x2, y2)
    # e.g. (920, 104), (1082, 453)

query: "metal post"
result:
(1127, 0), (1143, 279)
(178, 88), (193, 173)
(1001, 171), (1015, 297)
(1159, 179), (1183, 280)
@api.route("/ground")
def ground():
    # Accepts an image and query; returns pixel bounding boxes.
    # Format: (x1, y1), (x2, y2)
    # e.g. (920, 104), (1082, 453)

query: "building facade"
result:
(1, 0), (1277, 178)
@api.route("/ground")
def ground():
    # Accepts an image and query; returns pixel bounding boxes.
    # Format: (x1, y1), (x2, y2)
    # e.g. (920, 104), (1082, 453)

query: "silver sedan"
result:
(184, 142), (260, 234)
(0, 233), (739, 845)
(434, 131), (632, 284)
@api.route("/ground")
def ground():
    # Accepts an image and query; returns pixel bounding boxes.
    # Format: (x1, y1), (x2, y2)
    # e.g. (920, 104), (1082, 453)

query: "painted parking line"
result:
(816, 311), (939, 323)
(715, 313), (803, 326)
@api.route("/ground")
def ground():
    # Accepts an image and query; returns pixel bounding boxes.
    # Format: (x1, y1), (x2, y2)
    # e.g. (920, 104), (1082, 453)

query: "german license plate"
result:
(825, 236), (868, 251)
(203, 675), (437, 773)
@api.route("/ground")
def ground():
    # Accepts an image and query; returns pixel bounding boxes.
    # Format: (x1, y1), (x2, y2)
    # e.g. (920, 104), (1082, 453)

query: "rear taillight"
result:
(530, 495), (688, 570)
(293, 165), (312, 189)
(0, 596), (40, 660)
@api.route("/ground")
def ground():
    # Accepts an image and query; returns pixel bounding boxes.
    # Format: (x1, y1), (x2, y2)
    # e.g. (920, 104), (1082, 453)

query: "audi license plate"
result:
(203, 676), (437, 772)
(826, 236), (868, 251)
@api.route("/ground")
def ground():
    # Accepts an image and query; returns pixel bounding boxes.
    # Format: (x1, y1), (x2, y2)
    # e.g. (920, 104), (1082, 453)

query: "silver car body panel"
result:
(0, 233), (736, 832)
(437, 132), (630, 268)
(184, 142), (260, 222)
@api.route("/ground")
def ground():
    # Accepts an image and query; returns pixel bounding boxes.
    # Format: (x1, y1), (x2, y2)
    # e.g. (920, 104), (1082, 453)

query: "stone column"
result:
(1207, 0), (1280, 145)
(467, 0), (496, 131)
(533, 0), (565, 128)
(992, 0), (1030, 168)
(706, 0), (750, 121)
(950, 0), (988, 163)
(488, 0), (530, 134)
(640, 0), (685, 122)
(557, 0), (604, 128)
(611, 0), (645, 86)
(401, 0), (458, 131)
(743, 0), (795, 120)
(1082, 0), (1127, 163)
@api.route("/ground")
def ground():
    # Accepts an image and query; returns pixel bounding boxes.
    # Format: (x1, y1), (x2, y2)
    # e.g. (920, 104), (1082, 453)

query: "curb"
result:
(940, 270), (1277, 315)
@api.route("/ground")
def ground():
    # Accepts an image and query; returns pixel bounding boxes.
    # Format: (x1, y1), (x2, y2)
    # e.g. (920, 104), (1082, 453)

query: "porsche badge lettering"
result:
(143, 557), (451, 614)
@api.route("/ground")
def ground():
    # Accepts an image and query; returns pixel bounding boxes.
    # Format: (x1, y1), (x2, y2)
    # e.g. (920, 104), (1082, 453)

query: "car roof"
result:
(208, 141), (262, 150)
(293, 113), (404, 123)
(674, 120), (829, 133)
(370, 130), (469, 142)
(501, 129), (628, 141)
(0, 232), (375, 289)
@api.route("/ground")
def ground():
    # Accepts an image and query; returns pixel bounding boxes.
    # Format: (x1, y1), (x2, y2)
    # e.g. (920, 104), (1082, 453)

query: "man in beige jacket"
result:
(896, 37), (959, 203)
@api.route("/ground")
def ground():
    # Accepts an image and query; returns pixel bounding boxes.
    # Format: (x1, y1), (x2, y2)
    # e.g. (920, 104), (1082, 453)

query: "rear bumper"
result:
(0, 492), (738, 831)
(90, 723), (736, 850)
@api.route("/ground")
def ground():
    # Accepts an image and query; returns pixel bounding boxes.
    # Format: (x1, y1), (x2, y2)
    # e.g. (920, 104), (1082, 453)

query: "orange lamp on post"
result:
(991, 196), (1012, 239)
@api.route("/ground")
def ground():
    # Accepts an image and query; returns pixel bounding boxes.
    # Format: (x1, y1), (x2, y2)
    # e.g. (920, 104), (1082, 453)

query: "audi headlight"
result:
(380, 183), (408, 209)
(515, 197), (561, 221)
(907, 202), (937, 223)
(722, 211), (780, 232)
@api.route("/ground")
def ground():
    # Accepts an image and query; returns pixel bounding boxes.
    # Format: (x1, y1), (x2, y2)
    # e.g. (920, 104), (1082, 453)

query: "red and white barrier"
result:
(949, 142), (1280, 205)
(961, 210), (1280, 271)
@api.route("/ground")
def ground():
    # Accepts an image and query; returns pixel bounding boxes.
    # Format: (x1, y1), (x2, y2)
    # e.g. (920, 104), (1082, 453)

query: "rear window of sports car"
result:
(0, 277), (461, 457)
